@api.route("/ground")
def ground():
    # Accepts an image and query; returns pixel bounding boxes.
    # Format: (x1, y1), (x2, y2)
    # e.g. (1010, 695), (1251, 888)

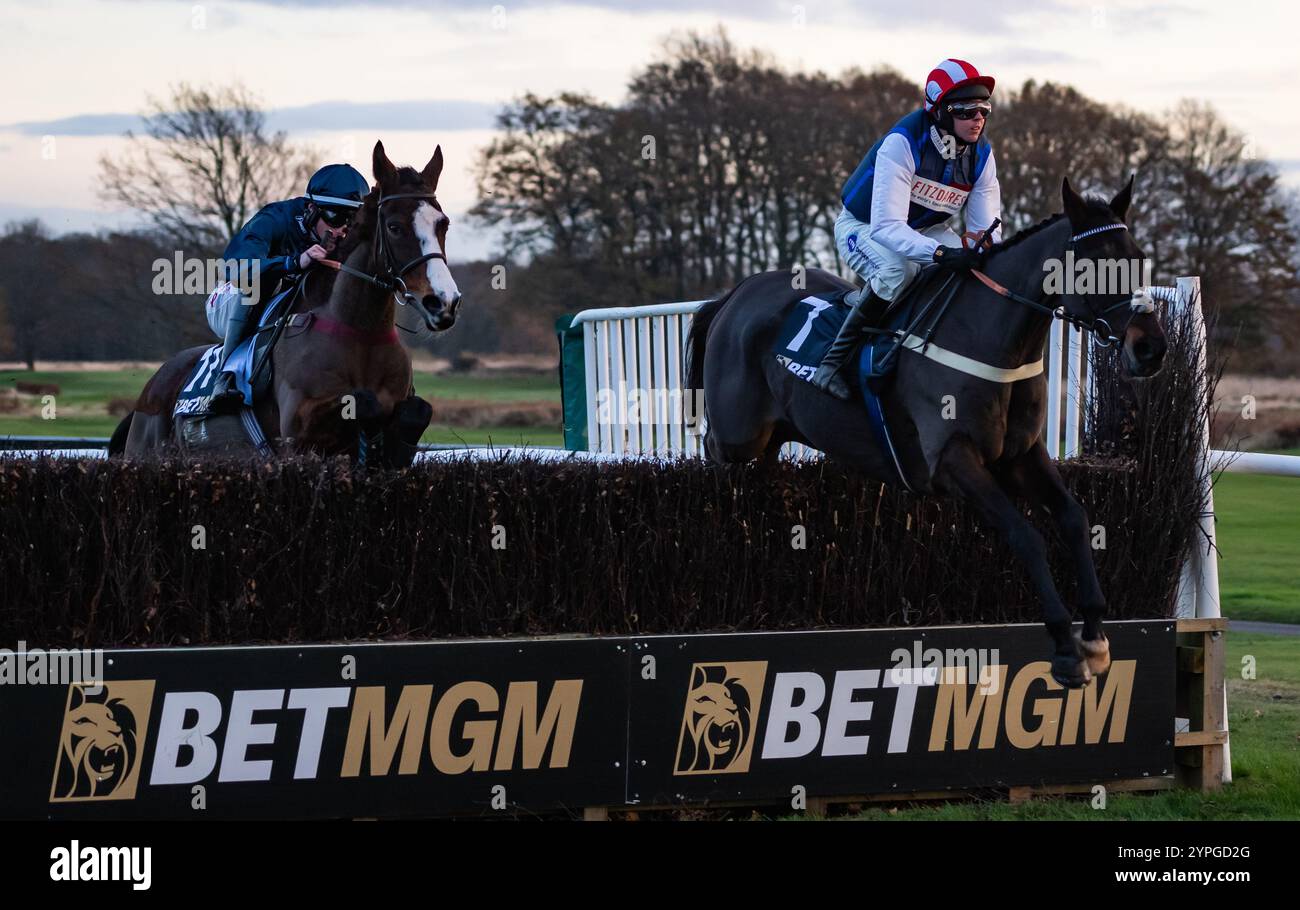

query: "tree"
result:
(0, 287), (14, 361)
(0, 221), (55, 369)
(98, 83), (319, 254)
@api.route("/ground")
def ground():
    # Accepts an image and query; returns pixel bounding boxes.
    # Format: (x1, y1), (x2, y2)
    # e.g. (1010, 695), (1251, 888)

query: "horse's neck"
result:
(319, 241), (395, 332)
(948, 219), (1070, 368)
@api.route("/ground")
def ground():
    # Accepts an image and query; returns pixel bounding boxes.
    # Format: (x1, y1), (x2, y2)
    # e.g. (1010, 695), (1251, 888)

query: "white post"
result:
(594, 321), (613, 453)
(1045, 320), (1064, 457)
(1170, 275), (1230, 782)
(582, 321), (599, 454)
(1179, 276), (1222, 621)
(1063, 325), (1084, 458)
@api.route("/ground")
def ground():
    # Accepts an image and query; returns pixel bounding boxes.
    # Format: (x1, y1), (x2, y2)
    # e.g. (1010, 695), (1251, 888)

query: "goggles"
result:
(317, 206), (354, 228)
(947, 101), (992, 121)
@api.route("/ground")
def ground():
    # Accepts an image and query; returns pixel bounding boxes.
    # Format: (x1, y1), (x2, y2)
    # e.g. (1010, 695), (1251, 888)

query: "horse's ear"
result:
(1061, 176), (1088, 225)
(372, 140), (397, 188)
(1109, 173), (1135, 222)
(421, 146), (444, 190)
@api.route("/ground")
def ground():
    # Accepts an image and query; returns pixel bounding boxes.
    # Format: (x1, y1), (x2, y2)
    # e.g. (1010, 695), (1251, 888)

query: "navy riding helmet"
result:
(305, 164), (370, 210)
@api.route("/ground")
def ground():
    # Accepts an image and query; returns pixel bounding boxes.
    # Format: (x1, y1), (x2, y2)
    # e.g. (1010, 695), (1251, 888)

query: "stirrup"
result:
(208, 372), (245, 413)
(813, 368), (853, 401)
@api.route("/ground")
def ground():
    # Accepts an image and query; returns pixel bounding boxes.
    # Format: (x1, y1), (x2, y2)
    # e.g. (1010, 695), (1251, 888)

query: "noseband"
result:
(970, 222), (1157, 347)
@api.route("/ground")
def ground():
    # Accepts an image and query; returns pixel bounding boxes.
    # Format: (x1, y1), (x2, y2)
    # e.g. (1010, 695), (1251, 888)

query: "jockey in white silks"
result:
(812, 58), (1005, 399)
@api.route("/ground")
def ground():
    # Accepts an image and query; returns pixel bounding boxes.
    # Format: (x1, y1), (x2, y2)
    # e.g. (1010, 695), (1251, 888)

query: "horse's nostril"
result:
(1134, 337), (1167, 364)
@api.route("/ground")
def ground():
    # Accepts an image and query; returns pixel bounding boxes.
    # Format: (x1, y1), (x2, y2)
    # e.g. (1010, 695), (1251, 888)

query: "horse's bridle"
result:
(970, 222), (1157, 347)
(326, 192), (446, 307)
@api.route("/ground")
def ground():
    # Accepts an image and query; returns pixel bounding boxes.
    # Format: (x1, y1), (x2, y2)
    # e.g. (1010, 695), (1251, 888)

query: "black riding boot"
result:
(810, 286), (885, 401)
(209, 303), (258, 414)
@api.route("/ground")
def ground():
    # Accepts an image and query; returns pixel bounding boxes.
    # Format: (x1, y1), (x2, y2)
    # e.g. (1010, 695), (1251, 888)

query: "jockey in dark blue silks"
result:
(811, 58), (1004, 399)
(206, 163), (371, 412)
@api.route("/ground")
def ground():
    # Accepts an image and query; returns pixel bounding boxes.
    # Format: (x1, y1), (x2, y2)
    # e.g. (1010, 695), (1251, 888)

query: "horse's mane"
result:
(986, 194), (1117, 255)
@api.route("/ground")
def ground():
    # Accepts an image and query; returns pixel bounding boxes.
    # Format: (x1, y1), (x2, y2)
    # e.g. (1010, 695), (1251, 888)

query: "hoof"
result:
(1075, 632), (1111, 677)
(1051, 652), (1092, 689)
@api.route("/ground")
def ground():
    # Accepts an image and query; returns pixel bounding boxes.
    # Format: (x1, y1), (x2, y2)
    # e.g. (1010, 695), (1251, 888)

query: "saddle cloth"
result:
(173, 285), (295, 420)
(771, 275), (942, 491)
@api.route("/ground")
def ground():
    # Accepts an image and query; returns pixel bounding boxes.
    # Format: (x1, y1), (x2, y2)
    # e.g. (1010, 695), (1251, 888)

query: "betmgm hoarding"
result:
(0, 622), (1174, 818)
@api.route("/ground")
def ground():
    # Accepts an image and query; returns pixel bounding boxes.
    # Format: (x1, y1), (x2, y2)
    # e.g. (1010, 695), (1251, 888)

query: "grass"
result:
(1, 369), (561, 447)
(0, 369), (157, 407)
(411, 371), (558, 403)
(829, 633), (1300, 821)
(1214, 469), (1300, 624)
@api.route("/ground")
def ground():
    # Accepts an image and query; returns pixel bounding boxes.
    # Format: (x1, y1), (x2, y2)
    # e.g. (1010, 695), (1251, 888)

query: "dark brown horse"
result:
(686, 177), (1166, 688)
(111, 141), (461, 466)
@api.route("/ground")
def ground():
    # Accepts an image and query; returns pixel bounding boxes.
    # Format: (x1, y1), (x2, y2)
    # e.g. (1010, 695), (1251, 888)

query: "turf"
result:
(0, 369), (562, 447)
(1212, 456), (1300, 624)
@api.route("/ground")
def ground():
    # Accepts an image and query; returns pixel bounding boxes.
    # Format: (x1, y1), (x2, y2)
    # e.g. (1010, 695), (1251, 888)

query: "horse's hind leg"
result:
(937, 436), (1090, 688)
(123, 410), (171, 456)
(1006, 441), (1110, 677)
(703, 417), (775, 464)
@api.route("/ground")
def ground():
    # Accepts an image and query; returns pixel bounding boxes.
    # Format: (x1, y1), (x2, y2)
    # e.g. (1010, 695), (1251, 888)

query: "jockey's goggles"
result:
(317, 206), (355, 228)
(947, 101), (992, 120)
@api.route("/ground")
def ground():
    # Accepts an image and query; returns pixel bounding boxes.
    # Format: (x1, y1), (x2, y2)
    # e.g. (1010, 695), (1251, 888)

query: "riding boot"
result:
(209, 303), (258, 414)
(810, 286), (885, 401)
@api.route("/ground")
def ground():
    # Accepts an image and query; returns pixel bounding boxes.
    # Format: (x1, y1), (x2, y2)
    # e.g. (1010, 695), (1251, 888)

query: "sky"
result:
(1, 0), (1298, 259)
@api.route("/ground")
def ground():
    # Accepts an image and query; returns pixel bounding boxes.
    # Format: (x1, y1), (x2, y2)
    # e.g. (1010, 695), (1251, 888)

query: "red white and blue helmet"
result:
(923, 59), (996, 114)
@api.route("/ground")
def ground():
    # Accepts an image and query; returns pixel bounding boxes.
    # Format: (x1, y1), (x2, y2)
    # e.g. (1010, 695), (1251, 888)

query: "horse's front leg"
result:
(277, 389), (353, 457)
(936, 436), (1090, 688)
(1006, 441), (1110, 678)
(348, 389), (388, 466)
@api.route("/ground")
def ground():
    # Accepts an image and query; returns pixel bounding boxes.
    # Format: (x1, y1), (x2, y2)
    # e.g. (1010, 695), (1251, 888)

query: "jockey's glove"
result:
(932, 245), (986, 272)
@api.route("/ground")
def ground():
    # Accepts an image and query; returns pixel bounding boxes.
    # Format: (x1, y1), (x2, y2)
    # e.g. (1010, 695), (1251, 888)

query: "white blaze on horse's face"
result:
(413, 201), (459, 306)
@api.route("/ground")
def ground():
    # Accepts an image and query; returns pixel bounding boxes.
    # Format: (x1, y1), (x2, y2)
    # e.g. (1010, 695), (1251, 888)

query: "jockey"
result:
(812, 58), (1004, 399)
(207, 163), (371, 412)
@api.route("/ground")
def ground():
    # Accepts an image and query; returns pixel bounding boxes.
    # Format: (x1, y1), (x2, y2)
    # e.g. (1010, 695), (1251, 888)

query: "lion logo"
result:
(674, 662), (767, 775)
(50, 681), (154, 803)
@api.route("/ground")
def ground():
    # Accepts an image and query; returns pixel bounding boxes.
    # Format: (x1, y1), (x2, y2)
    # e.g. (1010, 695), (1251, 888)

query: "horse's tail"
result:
(684, 295), (728, 436)
(684, 286), (744, 436)
(107, 411), (133, 458)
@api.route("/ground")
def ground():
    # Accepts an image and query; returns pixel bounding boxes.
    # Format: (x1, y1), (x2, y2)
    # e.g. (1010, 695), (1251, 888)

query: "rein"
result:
(319, 191), (446, 308)
(969, 222), (1156, 347)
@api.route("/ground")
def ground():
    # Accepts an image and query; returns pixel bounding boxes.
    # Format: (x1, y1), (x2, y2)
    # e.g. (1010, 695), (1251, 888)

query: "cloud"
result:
(169, 0), (1071, 30)
(983, 46), (1085, 67)
(6, 113), (146, 137)
(267, 100), (499, 133)
(5, 99), (500, 137)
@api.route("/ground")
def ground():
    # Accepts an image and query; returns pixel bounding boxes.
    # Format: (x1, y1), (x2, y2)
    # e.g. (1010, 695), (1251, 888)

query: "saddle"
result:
(772, 266), (959, 492)
(171, 285), (297, 454)
(772, 265), (954, 394)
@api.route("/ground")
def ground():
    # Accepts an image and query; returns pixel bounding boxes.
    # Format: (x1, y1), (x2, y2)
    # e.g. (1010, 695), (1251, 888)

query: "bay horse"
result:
(111, 141), (461, 465)
(686, 177), (1167, 688)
